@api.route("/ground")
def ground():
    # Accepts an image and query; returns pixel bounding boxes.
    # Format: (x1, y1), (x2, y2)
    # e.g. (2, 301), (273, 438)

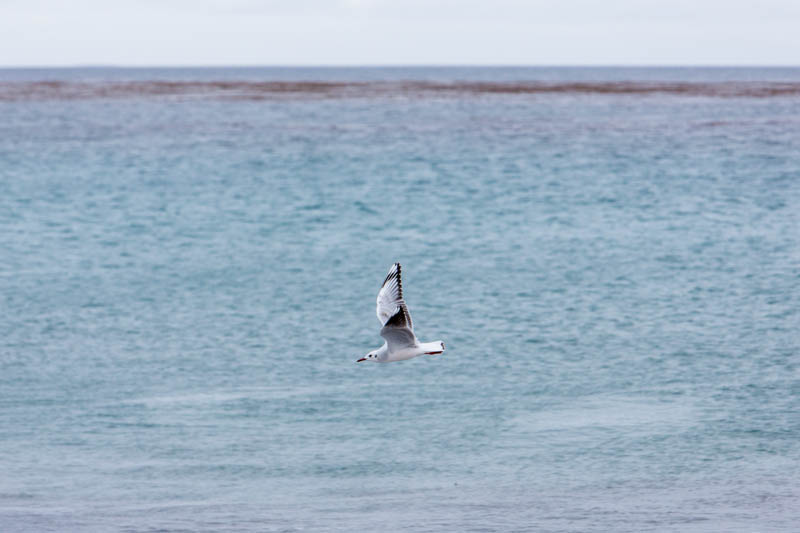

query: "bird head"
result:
(356, 351), (378, 363)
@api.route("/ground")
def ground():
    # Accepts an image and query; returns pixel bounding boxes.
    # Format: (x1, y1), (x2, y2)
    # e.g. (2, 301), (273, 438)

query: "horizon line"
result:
(2, 64), (800, 70)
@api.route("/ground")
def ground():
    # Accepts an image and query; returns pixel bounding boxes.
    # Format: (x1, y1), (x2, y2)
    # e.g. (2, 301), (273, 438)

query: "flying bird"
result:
(357, 263), (445, 363)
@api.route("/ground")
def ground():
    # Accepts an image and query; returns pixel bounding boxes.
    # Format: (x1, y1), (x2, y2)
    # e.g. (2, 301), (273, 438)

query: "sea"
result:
(1, 67), (799, 532)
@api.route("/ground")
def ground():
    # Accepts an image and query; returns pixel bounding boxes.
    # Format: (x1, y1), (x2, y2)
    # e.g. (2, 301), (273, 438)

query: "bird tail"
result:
(422, 341), (445, 355)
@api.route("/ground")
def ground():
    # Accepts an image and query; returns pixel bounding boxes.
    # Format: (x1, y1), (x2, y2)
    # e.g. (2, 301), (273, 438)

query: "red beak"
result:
(356, 358), (367, 362)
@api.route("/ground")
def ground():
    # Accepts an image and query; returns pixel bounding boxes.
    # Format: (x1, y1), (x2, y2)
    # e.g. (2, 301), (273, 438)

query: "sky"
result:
(1, 0), (799, 66)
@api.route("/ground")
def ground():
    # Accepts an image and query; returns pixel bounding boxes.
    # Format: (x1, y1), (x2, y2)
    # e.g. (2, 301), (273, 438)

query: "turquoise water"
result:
(1, 68), (799, 532)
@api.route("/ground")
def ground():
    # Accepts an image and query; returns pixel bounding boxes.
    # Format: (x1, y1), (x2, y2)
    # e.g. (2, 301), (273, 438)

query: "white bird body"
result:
(370, 340), (445, 363)
(358, 263), (445, 363)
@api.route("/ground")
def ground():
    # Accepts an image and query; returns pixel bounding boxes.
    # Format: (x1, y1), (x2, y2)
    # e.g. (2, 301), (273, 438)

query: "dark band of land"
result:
(3, 80), (800, 100)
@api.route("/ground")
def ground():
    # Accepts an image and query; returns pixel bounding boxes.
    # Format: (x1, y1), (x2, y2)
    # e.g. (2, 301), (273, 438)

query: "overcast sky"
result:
(1, 0), (798, 66)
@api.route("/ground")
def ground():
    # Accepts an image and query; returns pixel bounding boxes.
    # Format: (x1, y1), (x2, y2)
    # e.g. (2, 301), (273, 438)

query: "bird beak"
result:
(356, 357), (367, 363)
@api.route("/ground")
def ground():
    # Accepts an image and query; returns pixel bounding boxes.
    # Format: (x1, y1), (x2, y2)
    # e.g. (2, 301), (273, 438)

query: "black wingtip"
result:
(383, 262), (402, 284)
(380, 263), (405, 302)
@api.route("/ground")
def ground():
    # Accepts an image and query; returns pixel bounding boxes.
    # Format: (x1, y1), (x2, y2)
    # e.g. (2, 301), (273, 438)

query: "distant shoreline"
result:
(4, 80), (800, 101)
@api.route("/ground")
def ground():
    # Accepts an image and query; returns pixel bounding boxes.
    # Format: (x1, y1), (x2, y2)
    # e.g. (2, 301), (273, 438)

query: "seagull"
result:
(357, 263), (445, 363)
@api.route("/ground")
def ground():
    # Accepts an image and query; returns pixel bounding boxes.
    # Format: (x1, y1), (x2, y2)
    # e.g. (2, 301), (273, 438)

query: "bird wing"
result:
(380, 306), (418, 350)
(376, 263), (418, 351)
(376, 262), (413, 329)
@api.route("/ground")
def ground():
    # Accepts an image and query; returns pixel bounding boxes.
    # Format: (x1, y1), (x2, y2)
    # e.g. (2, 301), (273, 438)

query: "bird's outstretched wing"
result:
(376, 263), (413, 329)
(377, 263), (418, 350)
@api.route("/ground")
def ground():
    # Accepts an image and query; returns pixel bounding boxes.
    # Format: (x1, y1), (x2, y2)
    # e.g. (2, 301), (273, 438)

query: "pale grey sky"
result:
(1, 0), (798, 66)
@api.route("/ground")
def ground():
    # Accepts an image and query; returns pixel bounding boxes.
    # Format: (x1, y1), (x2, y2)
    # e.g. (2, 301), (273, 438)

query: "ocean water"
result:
(1, 67), (799, 532)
